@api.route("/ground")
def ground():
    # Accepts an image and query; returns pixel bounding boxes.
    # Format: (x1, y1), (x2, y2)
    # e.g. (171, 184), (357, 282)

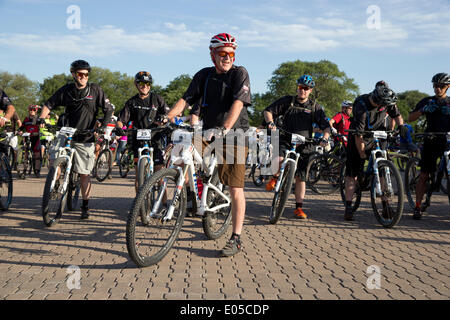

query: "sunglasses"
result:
(137, 82), (151, 87)
(216, 51), (235, 59)
(29, 108), (38, 112)
(433, 84), (448, 89)
(298, 85), (312, 91)
(76, 71), (89, 78)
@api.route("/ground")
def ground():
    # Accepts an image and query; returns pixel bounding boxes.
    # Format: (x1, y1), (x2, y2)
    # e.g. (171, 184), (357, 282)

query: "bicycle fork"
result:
(371, 150), (393, 197)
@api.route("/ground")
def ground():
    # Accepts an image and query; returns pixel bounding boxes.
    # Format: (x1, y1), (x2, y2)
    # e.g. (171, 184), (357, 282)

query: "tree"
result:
(396, 90), (429, 132)
(160, 74), (192, 107)
(0, 71), (39, 118)
(252, 60), (359, 126)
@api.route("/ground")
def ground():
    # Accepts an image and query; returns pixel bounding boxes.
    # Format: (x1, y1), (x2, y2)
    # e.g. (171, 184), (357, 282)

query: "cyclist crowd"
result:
(0, 32), (449, 259)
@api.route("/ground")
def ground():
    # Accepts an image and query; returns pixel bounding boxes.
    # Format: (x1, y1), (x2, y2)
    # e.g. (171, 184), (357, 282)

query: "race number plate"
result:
(291, 133), (306, 144)
(136, 129), (152, 140)
(60, 127), (77, 136)
(372, 131), (387, 139)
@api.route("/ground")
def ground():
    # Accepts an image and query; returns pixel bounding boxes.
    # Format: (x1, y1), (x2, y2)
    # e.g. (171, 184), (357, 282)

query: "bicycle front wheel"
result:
(404, 157), (421, 211)
(202, 169), (232, 240)
(126, 168), (186, 267)
(0, 155), (13, 211)
(269, 161), (295, 224)
(42, 157), (69, 227)
(306, 153), (343, 195)
(252, 164), (266, 187)
(370, 160), (404, 228)
(67, 171), (81, 211)
(95, 149), (112, 182)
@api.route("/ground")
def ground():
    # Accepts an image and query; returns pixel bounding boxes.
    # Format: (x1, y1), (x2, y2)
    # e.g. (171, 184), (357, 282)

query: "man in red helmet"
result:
(167, 33), (251, 257)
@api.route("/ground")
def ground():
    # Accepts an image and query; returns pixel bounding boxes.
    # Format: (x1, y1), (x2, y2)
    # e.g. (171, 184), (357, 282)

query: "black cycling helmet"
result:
(70, 60), (91, 73)
(134, 71), (153, 84)
(375, 80), (389, 88)
(431, 73), (450, 85)
(371, 85), (398, 106)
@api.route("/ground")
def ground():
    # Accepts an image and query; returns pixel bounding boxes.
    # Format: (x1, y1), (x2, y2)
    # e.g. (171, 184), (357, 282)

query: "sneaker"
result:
(293, 208), (307, 219)
(220, 237), (242, 257)
(413, 207), (422, 220)
(344, 206), (354, 221)
(81, 206), (90, 220)
(265, 177), (278, 191)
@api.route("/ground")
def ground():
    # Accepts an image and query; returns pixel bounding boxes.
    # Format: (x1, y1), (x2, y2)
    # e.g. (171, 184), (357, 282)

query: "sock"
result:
(345, 201), (352, 208)
(82, 200), (89, 209)
(231, 233), (241, 242)
(296, 202), (303, 209)
(415, 201), (421, 209)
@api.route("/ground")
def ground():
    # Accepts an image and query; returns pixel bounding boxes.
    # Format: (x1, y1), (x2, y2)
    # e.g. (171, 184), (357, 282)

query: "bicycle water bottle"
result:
(197, 178), (204, 199)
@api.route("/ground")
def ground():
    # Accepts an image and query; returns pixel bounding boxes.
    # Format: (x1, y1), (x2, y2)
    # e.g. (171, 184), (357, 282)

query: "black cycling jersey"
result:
(44, 83), (114, 142)
(119, 92), (169, 129)
(184, 66), (251, 131)
(350, 94), (400, 142)
(0, 88), (13, 112)
(264, 95), (330, 138)
(412, 96), (450, 133)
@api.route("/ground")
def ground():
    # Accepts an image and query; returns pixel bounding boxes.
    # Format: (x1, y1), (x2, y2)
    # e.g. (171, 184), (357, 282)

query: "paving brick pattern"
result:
(0, 168), (449, 300)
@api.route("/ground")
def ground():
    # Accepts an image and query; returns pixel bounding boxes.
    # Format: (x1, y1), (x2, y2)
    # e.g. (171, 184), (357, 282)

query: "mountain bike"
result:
(404, 132), (450, 212)
(126, 124), (231, 267)
(0, 118), (13, 211)
(17, 132), (40, 179)
(119, 145), (134, 178)
(339, 130), (404, 228)
(93, 131), (113, 182)
(41, 127), (95, 227)
(268, 129), (323, 224)
(248, 131), (272, 187)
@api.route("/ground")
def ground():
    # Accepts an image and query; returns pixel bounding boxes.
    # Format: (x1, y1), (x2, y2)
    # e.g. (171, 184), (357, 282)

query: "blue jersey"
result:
(400, 124), (413, 144)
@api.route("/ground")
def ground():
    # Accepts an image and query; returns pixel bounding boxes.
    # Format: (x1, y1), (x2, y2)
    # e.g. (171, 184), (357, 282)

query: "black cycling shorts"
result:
(419, 137), (447, 173)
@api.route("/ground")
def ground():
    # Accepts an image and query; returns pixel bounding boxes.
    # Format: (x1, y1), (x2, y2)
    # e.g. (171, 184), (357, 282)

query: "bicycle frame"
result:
(368, 131), (393, 196)
(152, 130), (231, 221)
(49, 128), (77, 195)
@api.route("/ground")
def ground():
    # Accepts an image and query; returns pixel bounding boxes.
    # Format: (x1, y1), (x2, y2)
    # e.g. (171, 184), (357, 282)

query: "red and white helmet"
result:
(209, 33), (237, 50)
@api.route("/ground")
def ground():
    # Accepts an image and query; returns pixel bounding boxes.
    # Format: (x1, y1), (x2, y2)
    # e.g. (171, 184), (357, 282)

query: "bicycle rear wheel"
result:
(370, 160), (404, 228)
(119, 150), (131, 178)
(269, 161), (295, 224)
(404, 157), (421, 211)
(202, 169), (232, 240)
(0, 155), (13, 211)
(306, 153), (343, 195)
(126, 168), (186, 267)
(42, 157), (69, 227)
(95, 149), (112, 182)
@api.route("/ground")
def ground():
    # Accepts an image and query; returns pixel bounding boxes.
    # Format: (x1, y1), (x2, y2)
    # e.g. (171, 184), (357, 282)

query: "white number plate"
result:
(22, 132), (31, 137)
(291, 134), (306, 144)
(172, 129), (193, 145)
(136, 129), (152, 140)
(60, 127), (77, 135)
(372, 131), (387, 139)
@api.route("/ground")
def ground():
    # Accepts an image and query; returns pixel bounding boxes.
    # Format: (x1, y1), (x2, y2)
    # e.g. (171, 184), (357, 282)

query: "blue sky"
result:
(0, 0), (449, 101)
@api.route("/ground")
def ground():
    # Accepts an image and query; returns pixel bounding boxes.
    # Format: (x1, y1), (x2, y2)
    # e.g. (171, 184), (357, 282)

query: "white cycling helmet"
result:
(342, 100), (353, 108)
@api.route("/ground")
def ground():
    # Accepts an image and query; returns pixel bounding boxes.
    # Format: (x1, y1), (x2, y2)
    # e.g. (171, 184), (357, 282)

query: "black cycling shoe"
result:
(413, 207), (422, 220)
(220, 237), (242, 257)
(80, 206), (90, 220)
(344, 206), (354, 221)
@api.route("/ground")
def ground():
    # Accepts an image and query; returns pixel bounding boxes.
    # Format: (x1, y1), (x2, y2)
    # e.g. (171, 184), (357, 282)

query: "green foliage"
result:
(0, 71), (39, 118)
(159, 74), (192, 114)
(396, 90), (429, 132)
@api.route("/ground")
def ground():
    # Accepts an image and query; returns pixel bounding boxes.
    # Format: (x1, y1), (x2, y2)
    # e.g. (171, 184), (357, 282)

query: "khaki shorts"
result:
(216, 144), (248, 188)
(73, 142), (96, 175)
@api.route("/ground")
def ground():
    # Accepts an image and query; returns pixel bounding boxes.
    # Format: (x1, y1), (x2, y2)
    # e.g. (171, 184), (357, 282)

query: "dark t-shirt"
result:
(119, 93), (169, 129)
(183, 66), (251, 130)
(0, 89), (13, 112)
(44, 83), (114, 142)
(264, 96), (330, 138)
(412, 96), (450, 133)
(350, 94), (400, 133)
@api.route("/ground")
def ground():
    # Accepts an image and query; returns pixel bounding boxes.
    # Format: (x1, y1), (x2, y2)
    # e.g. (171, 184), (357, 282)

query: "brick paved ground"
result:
(0, 167), (449, 300)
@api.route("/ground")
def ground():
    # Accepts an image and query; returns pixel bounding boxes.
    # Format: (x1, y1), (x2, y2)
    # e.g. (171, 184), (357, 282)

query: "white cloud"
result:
(0, 25), (207, 57)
